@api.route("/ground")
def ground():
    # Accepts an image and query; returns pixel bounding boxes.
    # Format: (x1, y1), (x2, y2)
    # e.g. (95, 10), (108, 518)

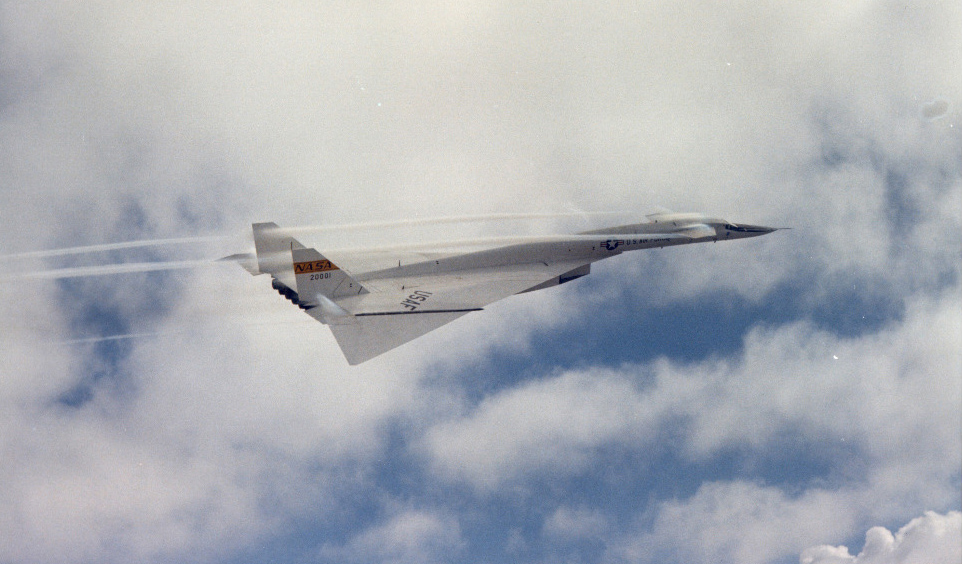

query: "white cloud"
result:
(6, 1), (955, 233)
(423, 290), (961, 494)
(423, 368), (660, 490)
(319, 509), (465, 564)
(543, 505), (609, 541)
(612, 489), (959, 564)
(0, 1), (959, 563)
(417, 287), (960, 562)
(680, 292), (962, 464)
(800, 511), (961, 564)
(0, 402), (283, 563)
(0, 269), (430, 562)
(614, 481), (859, 564)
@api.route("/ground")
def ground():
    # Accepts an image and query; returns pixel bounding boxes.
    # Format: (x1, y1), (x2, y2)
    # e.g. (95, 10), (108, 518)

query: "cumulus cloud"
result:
(800, 511), (961, 564)
(423, 291), (961, 493)
(543, 505), (608, 540)
(420, 290), (960, 563)
(612, 492), (961, 564)
(319, 509), (465, 564)
(423, 368), (658, 489)
(0, 1), (959, 563)
(614, 481), (858, 564)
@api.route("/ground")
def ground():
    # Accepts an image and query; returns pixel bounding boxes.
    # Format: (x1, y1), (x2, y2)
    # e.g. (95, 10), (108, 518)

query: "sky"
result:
(0, 1), (960, 563)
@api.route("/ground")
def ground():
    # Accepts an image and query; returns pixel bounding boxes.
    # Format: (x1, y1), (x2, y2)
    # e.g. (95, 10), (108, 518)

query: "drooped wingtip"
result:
(218, 252), (259, 275)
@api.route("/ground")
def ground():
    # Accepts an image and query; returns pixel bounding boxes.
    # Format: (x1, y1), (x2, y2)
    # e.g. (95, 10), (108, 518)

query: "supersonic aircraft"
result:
(224, 213), (779, 364)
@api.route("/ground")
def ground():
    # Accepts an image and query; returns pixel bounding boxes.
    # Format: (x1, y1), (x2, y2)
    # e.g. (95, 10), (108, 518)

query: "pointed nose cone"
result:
(726, 223), (782, 239)
(745, 224), (779, 234)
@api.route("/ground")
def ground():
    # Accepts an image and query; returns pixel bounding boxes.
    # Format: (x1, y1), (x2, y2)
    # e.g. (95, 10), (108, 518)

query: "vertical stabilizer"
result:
(252, 222), (304, 289)
(292, 247), (368, 304)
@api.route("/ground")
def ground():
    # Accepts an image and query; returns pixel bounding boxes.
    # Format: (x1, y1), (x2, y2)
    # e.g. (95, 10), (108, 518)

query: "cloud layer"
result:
(801, 511), (961, 564)
(0, 1), (959, 563)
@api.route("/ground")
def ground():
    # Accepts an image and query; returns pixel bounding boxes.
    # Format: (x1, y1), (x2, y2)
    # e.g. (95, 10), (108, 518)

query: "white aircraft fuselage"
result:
(360, 215), (774, 281)
(226, 212), (780, 364)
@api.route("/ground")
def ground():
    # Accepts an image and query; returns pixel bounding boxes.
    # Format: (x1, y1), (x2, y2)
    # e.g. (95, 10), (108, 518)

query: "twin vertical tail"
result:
(291, 247), (367, 324)
(250, 222), (366, 323)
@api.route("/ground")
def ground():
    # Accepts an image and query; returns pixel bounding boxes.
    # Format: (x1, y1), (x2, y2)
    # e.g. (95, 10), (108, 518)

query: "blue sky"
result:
(0, 2), (959, 563)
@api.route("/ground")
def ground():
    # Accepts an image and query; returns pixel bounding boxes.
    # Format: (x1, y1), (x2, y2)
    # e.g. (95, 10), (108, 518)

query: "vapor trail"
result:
(51, 319), (316, 346)
(0, 234), (234, 261)
(284, 211), (624, 234)
(57, 330), (189, 345)
(0, 259), (220, 282)
(0, 213), (621, 263)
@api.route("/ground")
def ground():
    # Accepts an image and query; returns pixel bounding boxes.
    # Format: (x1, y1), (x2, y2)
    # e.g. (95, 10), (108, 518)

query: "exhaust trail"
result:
(48, 319), (316, 346)
(56, 329), (189, 345)
(0, 213), (621, 263)
(0, 212), (635, 281)
(0, 234), (235, 262)
(0, 258), (221, 282)
(2, 212), (625, 261)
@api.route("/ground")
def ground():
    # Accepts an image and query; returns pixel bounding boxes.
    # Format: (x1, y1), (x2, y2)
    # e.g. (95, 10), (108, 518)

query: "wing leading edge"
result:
(336, 260), (595, 363)
(300, 255), (594, 364)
